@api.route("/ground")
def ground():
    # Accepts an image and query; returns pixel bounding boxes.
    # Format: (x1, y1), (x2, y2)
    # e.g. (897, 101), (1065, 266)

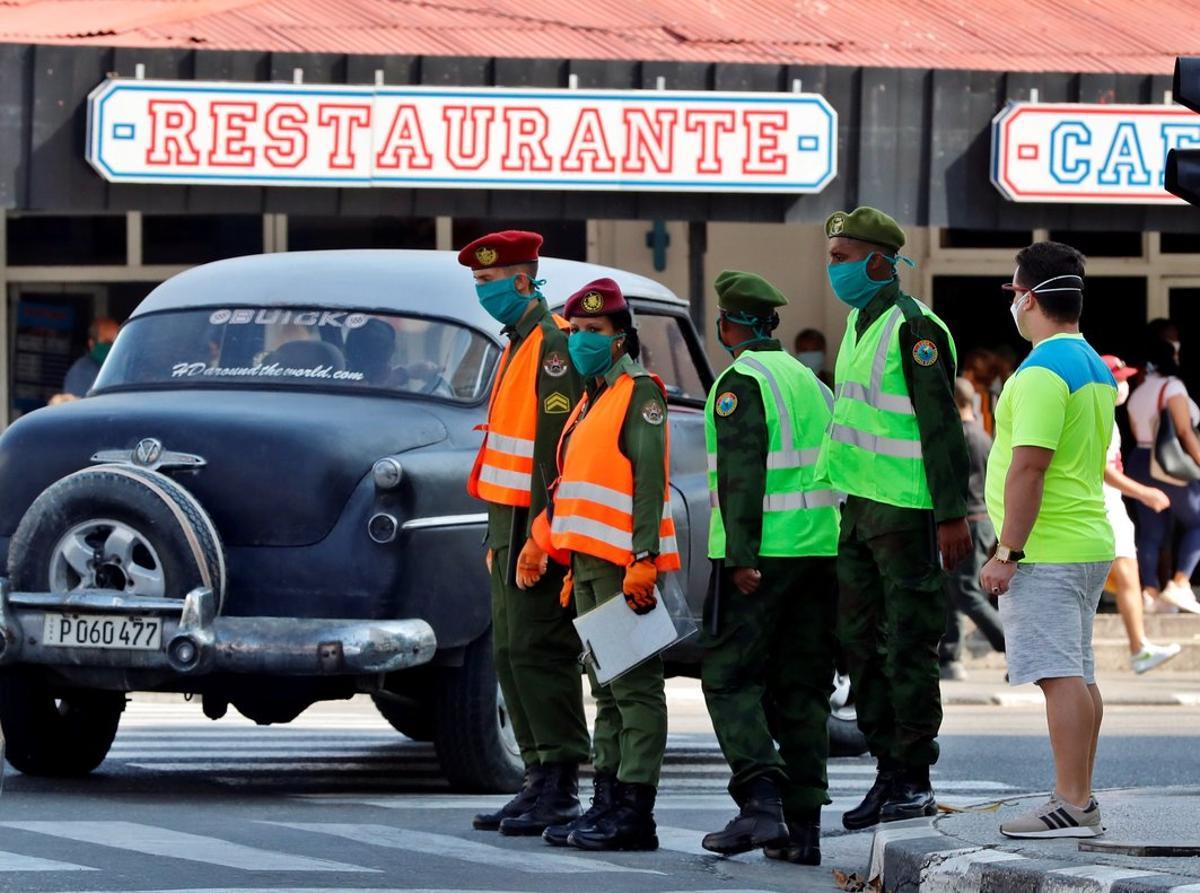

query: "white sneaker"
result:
(1145, 590), (1181, 614)
(1131, 640), (1182, 674)
(1161, 582), (1200, 615)
(1000, 795), (1103, 839)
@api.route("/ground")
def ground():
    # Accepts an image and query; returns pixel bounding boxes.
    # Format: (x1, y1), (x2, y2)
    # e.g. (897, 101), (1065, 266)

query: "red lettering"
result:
(684, 109), (736, 175)
(208, 102), (257, 167)
(742, 111), (787, 175)
(375, 104), (433, 170)
(501, 108), (551, 172)
(317, 104), (371, 169)
(145, 100), (199, 166)
(561, 108), (616, 173)
(442, 106), (495, 171)
(264, 103), (308, 168)
(621, 108), (677, 174)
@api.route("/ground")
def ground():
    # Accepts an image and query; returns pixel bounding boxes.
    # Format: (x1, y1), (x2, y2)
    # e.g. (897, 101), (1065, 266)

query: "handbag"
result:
(1151, 379), (1200, 485)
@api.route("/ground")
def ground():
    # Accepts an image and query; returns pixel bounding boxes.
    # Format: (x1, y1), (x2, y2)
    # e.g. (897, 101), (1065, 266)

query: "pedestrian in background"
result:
(1126, 337), (1200, 615)
(981, 241), (1114, 839)
(793, 327), (834, 389)
(1100, 354), (1181, 673)
(700, 271), (839, 866)
(62, 316), (119, 398)
(939, 377), (1005, 681)
(815, 207), (971, 830)
(461, 231), (591, 836)
(537, 278), (679, 852)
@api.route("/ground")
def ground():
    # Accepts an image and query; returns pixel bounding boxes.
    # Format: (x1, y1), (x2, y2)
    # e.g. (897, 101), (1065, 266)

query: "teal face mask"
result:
(569, 330), (621, 378)
(475, 276), (533, 326)
(90, 342), (113, 365)
(827, 253), (911, 310)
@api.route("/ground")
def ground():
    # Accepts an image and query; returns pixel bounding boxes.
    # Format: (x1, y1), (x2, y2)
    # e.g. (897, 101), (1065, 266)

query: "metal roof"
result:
(0, 0), (1193, 75)
(132, 249), (685, 335)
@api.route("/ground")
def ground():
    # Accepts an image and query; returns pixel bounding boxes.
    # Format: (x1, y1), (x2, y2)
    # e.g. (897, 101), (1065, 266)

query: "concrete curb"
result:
(941, 692), (1200, 707)
(870, 815), (1200, 892)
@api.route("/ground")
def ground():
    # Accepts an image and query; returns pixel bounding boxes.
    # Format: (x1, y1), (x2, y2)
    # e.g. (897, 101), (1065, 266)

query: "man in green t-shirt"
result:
(980, 241), (1116, 840)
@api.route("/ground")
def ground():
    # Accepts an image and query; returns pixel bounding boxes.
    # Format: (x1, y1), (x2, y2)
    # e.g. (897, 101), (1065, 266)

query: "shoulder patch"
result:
(912, 339), (939, 367)
(544, 392), (571, 414)
(715, 391), (739, 417)
(641, 400), (664, 426)
(542, 351), (568, 378)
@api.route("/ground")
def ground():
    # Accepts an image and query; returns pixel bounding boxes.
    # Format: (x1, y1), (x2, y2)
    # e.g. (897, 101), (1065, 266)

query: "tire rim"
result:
(495, 681), (521, 760)
(831, 671), (857, 722)
(49, 518), (166, 598)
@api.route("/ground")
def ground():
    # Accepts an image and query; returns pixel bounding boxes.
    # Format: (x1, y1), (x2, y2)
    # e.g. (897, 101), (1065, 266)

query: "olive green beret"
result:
(714, 270), (788, 316)
(824, 207), (906, 252)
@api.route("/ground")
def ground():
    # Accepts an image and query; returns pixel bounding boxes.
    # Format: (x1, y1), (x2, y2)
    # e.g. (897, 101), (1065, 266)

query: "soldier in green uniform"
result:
(814, 208), (972, 829)
(699, 271), (841, 866)
(460, 230), (591, 836)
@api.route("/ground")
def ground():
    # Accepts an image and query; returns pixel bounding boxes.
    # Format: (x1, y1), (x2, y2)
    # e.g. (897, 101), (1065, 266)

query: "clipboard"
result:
(573, 587), (681, 686)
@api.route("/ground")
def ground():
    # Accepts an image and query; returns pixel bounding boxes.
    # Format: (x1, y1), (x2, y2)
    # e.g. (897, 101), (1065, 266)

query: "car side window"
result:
(635, 313), (708, 403)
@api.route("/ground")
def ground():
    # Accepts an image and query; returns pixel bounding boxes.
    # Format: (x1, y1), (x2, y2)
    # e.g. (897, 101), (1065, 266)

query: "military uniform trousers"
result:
(489, 545), (590, 767)
(573, 561), (668, 787)
(701, 556), (838, 817)
(836, 500), (946, 770)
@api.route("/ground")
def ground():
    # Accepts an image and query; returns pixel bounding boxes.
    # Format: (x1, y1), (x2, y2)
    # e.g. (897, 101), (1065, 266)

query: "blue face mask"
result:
(827, 253), (905, 310)
(569, 330), (621, 378)
(476, 276), (533, 326)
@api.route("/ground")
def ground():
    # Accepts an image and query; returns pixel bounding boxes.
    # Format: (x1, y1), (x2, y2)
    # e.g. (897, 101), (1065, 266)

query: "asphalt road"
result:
(0, 682), (1194, 893)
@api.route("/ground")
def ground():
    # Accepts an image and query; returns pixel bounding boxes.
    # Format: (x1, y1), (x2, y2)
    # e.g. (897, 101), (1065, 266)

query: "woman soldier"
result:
(533, 277), (681, 852)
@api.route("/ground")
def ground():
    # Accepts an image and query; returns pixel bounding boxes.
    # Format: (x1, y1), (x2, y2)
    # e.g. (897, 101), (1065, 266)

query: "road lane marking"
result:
(0, 822), (377, 872)
(266, 822), (663, 875)
(0, 850), (95, 872)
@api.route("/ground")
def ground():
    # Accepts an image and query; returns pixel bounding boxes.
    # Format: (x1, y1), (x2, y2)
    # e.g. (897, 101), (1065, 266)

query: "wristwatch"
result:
(994, 543), (1026, 564)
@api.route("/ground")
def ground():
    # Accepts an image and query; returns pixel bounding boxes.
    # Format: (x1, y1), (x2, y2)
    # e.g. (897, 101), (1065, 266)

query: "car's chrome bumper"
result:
(0, 579), (437, 676)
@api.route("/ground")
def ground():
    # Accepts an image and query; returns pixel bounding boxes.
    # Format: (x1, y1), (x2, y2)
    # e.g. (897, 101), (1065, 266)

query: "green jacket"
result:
(486, 298), (583, 550)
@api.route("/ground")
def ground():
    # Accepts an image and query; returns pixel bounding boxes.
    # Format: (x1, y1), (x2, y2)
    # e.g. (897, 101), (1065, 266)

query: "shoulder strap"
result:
(1158, 378), (1173, 413)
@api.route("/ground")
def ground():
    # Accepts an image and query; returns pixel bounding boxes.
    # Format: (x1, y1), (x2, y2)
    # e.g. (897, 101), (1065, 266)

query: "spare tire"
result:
(8, 464), (226, 607)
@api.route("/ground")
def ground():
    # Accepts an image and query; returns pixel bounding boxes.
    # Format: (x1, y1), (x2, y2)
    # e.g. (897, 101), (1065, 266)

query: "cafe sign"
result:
(87, 79), (838, 193)
(991, 101), (1200, 204)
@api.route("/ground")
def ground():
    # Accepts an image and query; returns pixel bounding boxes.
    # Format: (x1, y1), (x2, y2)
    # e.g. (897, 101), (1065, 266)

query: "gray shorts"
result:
(998, 561), (1112, 686)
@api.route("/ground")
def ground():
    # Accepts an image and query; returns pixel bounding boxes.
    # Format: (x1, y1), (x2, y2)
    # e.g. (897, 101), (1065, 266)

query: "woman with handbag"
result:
(1126, 338), (1200, 614)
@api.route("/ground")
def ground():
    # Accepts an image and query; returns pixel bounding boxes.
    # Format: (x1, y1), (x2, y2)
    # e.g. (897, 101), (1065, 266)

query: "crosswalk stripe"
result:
(266, 822), (663, 875)
(0, 822), (376, 873)
(126, 762), (449, 774)
(0, 850), (95, 872)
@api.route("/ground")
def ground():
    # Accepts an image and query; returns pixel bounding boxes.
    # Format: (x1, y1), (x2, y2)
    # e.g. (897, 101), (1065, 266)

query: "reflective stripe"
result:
(763, 490), (840, 512)
(837, 380), (915, 415)
(659, 535), (679, 555)
(708, 490), (720, 508)
(478, 465), (532, 491)
(485, 432), (535, 459)
(550, 514), (633, 551)
(706, 453), (718, 473)
(766, 447), (822, 470)
(828, 423), (923, 459)
(737, 355), (796, 451)
(871, 307), (906, 392)
(556, 480), (633, 514)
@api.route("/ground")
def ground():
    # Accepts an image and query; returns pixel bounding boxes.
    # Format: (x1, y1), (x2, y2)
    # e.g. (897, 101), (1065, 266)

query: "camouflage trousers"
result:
(836, 509), (945, 769)
(700, 556), (838, 817)
(573, 561), (667, 787)
(490, 546), (590, 767)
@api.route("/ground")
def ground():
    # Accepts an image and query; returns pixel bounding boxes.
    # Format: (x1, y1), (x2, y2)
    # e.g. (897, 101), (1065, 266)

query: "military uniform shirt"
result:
(569, 353), (668, 582)
(844, 282), (969, 535)
(486, 299), (583, 549)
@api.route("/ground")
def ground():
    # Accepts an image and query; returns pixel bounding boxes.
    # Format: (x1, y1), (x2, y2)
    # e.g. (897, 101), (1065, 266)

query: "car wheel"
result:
(431, 632), (524, 793)
(8, 465), (226, 607)
(0, 668), (125, 776)
(371, 694), (434, 742)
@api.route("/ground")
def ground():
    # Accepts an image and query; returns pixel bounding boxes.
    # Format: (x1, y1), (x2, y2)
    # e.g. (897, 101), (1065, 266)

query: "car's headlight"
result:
(373, 457), (403, 490)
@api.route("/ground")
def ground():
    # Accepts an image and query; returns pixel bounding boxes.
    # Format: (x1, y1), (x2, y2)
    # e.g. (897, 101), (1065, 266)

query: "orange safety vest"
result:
(467, 315), (568, 507)
(548, 372), (681, 572)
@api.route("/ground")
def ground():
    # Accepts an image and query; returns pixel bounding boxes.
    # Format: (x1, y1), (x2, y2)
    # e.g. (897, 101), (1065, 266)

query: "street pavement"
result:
(0, 675), (1197, 893)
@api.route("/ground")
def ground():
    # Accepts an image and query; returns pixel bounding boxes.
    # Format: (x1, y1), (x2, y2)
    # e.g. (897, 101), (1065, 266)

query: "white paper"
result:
(573, 589), (679, 685)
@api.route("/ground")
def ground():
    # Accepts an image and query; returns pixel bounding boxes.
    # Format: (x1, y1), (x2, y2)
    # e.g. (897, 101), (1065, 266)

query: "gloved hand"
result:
(485, 548), (493, 574)
(515, 538), (548, 590)
(623, 558), (658, 615)
(560, 570), (574, 609)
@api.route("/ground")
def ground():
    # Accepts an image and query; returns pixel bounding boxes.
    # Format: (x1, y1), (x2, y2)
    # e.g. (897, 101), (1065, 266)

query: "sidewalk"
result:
(941, 668), (1200, 706)
(873, 787), (1200, 892)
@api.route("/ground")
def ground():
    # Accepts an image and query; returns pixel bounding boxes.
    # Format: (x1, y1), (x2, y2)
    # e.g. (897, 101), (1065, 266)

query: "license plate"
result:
(42, 614), (163, 651)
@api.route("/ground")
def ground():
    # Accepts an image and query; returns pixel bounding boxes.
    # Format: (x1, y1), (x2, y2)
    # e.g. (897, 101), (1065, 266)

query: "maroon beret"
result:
(564, 278), (628, 318)
(457, 230), (543, 270)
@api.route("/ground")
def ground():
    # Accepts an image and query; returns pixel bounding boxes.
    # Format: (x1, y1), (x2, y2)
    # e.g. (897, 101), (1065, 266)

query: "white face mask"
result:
(1009, 293), (1029, 333)
(1008, 272), (1084, 338)
(796, 350), (825, 372)
(1116, 379), (1130, 406)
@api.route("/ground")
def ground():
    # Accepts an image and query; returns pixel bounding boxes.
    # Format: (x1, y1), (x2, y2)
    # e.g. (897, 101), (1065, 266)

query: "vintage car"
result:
(0, 249), (863, 792)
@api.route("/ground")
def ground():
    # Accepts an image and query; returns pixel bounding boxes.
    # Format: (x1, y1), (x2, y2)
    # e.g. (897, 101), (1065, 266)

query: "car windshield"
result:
(93, 308), (501, 403)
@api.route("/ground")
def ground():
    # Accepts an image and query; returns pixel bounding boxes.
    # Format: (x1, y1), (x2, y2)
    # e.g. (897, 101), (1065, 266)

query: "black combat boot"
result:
(543, 771), (617, 846)
(568, 781), (659, 851)
(764, 809), (822, 865)
(880, 766), (936, 822)
(474, 764), (546, 830)
(701, 776), (790, 855)
(499, 762), (582, 836)
(841, 767), (895, 831)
